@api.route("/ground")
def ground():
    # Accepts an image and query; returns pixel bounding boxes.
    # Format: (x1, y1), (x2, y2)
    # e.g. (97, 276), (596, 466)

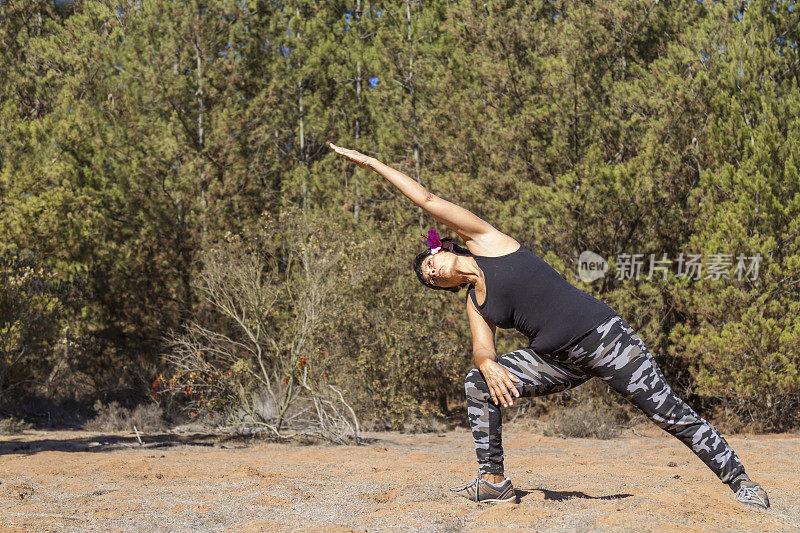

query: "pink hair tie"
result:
(423, 228), (442, 254)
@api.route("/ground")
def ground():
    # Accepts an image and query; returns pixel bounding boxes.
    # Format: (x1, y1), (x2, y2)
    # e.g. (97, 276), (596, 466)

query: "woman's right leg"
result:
(464, 348), (591, 476)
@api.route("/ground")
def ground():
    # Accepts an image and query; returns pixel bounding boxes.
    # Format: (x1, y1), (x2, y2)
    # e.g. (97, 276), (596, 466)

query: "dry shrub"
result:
(0, 416), (31, 435)
(84, 400), (166, 432)
(543, 401), (621, 439)
(161, 209), (359, 443)
(508, 377), (632, 438)
(315, 220), (468, 430)
(703, 403), (774, 434)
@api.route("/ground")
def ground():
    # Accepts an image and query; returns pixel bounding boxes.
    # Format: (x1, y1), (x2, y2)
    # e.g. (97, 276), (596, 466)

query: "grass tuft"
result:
(0, 416), (32, 435)
(84, 400), (166, 432)
(542, 401), (620, 439)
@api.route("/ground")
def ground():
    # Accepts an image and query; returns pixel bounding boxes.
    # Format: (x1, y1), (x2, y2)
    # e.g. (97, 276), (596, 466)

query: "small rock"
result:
(667, 461), (677, 467)
(4, 483), (34, 501)
(672, 474), (680, 479)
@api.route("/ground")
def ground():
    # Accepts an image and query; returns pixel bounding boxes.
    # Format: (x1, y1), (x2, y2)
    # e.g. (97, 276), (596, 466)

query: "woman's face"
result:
(422, 250), (459, 288)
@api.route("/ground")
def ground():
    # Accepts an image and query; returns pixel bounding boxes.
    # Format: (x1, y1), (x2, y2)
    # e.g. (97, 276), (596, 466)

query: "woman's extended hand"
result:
(328, 142), (374, 169)
(478, 359), (521, 407)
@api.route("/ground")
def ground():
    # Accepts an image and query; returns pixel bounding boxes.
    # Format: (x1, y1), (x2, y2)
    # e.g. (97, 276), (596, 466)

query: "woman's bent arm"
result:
(467, 295), (520, 406)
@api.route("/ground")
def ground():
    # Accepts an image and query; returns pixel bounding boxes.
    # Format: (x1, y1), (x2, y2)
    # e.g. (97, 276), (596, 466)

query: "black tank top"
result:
(468, 244), (616, 354)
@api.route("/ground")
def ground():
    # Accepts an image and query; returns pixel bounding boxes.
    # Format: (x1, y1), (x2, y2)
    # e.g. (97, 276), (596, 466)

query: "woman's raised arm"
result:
(328, 142), (494, 242)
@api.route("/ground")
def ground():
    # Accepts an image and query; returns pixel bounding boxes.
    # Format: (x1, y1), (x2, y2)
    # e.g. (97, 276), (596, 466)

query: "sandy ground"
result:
(0, 423), (798, 532)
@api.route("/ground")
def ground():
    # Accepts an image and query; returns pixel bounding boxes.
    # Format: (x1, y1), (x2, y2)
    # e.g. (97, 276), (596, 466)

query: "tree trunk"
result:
(353, 0), (363, 221)
(297, 8), (308, 211)
(406, 0), (424, 228)
(299, 80), (307, 211)
(194, 31), (207, 241)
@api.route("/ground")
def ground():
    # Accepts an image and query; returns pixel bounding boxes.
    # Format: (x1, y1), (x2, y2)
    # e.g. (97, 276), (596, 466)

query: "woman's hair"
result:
(413, 237), (471, 293)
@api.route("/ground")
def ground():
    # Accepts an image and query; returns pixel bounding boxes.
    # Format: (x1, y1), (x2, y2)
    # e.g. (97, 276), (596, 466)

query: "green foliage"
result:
(0, 251), (80, 400)
(666, 0), (800, 429)
(0, 0), (798, 430)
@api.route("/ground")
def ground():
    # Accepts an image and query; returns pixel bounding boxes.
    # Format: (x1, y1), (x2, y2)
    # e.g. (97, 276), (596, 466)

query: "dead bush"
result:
(160, 209), (359, 443)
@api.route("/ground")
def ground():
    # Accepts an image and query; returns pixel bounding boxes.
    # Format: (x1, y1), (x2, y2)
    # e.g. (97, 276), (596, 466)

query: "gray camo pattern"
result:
(465, 315), (745, 484)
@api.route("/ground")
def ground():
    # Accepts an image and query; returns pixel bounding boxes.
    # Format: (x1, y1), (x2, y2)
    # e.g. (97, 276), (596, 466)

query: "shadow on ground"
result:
(517, 487), (633, 502)
(0, 433), (224, 455)
(0, 431), (383, 456)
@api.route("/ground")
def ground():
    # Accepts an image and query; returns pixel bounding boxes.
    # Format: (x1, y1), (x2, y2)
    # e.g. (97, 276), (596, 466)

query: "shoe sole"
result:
(477, 496), (519, 504)
(739, 501), (770, 510)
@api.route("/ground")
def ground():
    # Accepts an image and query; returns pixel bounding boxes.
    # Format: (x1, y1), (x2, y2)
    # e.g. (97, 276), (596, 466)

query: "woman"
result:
(328, 142), (769, 510)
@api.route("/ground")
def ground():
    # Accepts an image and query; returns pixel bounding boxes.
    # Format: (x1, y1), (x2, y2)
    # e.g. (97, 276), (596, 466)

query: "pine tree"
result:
(669, 0), (800, 428)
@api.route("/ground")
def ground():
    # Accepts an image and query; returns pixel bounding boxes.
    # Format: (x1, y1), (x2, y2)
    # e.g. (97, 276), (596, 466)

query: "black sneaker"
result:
(449, 470), (518, 504)
(734, 480), (770, 510)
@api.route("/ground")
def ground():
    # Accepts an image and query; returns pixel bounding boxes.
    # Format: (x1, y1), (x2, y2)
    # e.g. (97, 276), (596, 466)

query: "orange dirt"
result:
(0, 424), (797, 532)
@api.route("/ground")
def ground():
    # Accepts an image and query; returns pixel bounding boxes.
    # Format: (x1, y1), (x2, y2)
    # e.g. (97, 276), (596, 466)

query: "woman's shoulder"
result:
(465, 230), (521, 258)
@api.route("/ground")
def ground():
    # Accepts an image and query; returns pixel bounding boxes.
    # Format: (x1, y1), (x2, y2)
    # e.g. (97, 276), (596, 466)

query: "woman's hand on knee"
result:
(478, 360), (521, 407)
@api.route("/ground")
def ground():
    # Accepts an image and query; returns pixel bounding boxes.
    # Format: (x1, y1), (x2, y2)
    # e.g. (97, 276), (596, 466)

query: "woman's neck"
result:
(454, 255), (484, 286)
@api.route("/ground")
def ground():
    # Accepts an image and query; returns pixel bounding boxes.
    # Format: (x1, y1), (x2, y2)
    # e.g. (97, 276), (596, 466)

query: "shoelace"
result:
(449, 468), (484, 502)
(736, 485), (767, 508)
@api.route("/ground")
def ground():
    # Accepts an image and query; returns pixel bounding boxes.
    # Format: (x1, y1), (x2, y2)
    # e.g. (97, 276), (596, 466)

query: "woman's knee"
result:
(464, 368), (488, 400)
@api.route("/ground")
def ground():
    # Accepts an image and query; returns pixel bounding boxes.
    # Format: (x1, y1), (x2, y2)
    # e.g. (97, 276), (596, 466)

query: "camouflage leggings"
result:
(465, 315), (745, 484)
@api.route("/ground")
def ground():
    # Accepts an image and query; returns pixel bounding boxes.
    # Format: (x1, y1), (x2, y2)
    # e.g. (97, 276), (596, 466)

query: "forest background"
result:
(1, 0), (798, 436)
